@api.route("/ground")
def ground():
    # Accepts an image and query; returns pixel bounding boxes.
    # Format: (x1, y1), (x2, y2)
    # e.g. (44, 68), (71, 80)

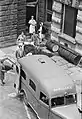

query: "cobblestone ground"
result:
(0, 45), (37, 119)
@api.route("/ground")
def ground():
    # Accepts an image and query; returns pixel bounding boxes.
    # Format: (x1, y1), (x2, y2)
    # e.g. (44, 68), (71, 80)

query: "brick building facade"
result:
(1, 0), (82, 54)
(51, 0), (82, 56)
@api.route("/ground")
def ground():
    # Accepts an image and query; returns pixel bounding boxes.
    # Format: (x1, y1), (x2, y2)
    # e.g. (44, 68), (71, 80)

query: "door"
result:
(26, 0), (37, 32)
(37, 91), (50, 119)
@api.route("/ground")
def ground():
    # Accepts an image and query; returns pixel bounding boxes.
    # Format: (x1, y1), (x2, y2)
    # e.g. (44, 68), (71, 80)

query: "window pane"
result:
(65, 94), (76, 105)
(47, 13), (52, 22)
(21, 69), (26, 80)
(51, 97), (64, 107)
(47, 0), (53, 10)
(40, 92), (49, 105)
(64, 5), (77, 38)
(29, 79), (36, 91)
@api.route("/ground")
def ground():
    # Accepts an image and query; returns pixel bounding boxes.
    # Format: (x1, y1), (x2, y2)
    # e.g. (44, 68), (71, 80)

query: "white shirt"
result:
(29, 19), (36, 33)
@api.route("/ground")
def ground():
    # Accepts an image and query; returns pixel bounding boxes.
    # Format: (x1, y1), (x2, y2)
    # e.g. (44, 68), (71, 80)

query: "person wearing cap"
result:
(31, 32), (39, 46)
(38, 22), (45, 43)
(28, 16), (37, 37)
(16, 32), (26, 45)
(15, 42), (25, 59)
(38, 22), (43, 39)
(0, 58), (14, 86)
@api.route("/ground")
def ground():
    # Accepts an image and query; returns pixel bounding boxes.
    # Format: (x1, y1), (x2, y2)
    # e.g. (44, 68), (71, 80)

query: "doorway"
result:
(26, 1), (37, 32)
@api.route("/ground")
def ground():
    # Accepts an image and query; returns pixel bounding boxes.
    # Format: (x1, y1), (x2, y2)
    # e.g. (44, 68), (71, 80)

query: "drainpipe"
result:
(62, 4), (65, 33)
(74, 80), (82, 113)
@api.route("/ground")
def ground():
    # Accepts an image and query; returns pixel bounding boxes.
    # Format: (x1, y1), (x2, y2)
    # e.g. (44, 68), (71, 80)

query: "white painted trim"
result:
(76, 26), (82, 34)
(52, 16), (61, 24)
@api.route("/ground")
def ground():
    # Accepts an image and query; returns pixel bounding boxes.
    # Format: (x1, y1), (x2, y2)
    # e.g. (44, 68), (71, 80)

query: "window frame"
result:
(29, 79), (36, 92)
(61, 4), (78, 38)
(20, 68), (26, 80)
(51, 93), (76, 108)
(40, 92), (49, 105)
(45, 0), (53, 22)
(51, 96), (65, 108)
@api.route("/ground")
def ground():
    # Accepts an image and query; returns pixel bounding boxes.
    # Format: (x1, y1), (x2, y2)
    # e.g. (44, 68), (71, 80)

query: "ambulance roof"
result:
(18, 55), (76, 97)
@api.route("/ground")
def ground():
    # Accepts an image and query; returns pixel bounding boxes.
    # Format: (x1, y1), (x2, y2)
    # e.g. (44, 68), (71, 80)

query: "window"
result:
(47, 13), (52, 22)
(62, 5), (78, 38)
(47, 0), (52, 10)
(29, 79), (36, 91)
(51, 94), (76, 108)
(46, 0), (53, 22)
(16, 65), (19, 74)
(65, 94), (76, 105)
(40, 92), (49, 105)
(51, 96), (64, 108)
(21, 68), (26, 80)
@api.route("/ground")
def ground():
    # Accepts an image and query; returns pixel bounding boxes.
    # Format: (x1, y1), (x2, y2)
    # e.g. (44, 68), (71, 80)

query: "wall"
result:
(0, 0), (17, 47)
(75, 2), (82, 55)
(17, 0), (26, 36)
(0, 0), (26, 48)
(51, 1), (62, 42)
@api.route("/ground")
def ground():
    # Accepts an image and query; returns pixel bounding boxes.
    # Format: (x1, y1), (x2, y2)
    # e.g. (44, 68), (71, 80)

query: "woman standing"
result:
(28, 16), (37, 37)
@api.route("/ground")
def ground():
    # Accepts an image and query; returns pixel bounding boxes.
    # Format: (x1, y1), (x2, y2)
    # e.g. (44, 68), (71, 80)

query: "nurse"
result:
(28, 16), (37, 37)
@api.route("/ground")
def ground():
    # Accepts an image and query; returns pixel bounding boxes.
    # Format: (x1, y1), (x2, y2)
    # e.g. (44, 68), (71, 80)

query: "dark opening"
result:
(26, 0), (37, 31)
(63, 5), (77, 38)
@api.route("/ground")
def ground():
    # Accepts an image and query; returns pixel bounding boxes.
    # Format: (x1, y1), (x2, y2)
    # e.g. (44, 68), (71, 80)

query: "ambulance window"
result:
(65, 94), (76, 105)
(40, 92), (49, 105)
(21, 69), (26, 80)
(16, 65), (19, 74)
(29, 79), (36, 91)
(51, 96), (64, 107)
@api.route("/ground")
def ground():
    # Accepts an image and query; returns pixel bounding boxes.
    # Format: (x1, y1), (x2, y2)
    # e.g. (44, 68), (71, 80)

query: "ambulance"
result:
(14, 54), (81, 119)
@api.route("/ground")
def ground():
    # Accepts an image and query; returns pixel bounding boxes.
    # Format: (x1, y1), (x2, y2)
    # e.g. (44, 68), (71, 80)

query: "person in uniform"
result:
(28, 16), (37, 37)
(38, 22), (43, 42)
(0, 59), (14, 86)
(31, 32), (39, 46)
(15, 42), (25, 59)
(16, 32), (26, 45)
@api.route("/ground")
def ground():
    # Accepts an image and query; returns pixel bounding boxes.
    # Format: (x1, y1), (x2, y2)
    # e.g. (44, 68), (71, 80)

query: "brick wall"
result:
(17, 0), (26, 36)
(0, 0), (17, 47)
(0, 0), (26, 48)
